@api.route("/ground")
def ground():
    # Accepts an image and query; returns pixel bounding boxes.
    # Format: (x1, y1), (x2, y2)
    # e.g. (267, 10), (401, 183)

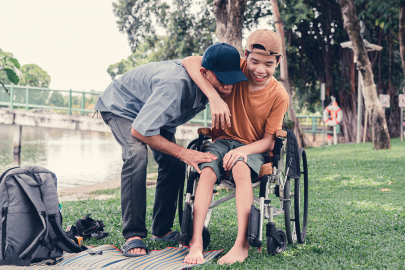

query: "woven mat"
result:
(0, 245), (223, 270)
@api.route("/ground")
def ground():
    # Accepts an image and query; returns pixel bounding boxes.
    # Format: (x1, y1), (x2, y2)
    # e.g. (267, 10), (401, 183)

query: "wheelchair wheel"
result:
(283, 148), (309, 244)
(295, 148), (308, 244)
(267, 228), (287, 255)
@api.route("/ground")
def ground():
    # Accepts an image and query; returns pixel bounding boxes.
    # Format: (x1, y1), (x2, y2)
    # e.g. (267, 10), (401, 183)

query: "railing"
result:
(296, 115), (340, 135)
(0, 84), (212, 125)
(0, 84), (101, 116)
(0, 85), (340, 131)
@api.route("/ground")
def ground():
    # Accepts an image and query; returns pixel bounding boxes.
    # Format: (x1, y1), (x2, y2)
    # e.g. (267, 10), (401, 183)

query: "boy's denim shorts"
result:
(198, 139), (270, 182)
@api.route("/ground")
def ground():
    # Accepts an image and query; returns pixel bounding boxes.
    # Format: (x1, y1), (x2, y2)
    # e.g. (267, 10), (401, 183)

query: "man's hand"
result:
(210, 95), (231, 130)
(223, 149), (247, 171)
(177, 148), (217, 174)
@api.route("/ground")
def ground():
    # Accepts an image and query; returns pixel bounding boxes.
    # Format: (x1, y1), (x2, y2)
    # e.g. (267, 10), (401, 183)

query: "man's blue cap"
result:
(202, 43), (248, 85)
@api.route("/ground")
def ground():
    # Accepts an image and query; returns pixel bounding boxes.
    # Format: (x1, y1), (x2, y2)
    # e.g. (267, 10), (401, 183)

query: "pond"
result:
(0, 124), (187, 190)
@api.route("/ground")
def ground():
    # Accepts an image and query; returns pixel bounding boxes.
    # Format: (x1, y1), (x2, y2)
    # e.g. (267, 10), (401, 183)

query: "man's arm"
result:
(182, 56), (231, 130)
(222, 132), (276, 171)
(131, 128), (217, 174)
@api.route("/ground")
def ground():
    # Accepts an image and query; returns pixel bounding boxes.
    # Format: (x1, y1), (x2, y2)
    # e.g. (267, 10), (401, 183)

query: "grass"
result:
(61, 138), (405, 269)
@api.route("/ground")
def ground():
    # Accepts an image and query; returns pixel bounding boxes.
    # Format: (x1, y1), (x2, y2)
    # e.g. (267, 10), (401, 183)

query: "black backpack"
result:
(0, 166), (86, 266)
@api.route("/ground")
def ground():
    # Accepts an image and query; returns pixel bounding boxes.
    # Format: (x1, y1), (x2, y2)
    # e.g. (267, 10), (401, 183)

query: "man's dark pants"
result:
(101, 112), (185, 239)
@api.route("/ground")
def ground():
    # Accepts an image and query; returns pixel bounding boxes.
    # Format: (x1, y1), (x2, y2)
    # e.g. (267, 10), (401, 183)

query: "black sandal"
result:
(121, 239), (150, 257)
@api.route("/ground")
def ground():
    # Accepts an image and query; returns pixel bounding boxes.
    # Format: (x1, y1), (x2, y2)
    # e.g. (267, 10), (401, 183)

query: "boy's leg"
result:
(218, 161), (252, 265)
(184, 167), (217, 264)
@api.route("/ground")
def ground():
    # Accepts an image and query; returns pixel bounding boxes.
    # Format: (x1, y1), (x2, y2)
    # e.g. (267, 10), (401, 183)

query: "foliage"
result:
(62, 139), (405, 268)
(109, 0), (216, 79)
(19, 64), (51, 88)
(0, 50), (22, 94)
(111, 0), (405, 119)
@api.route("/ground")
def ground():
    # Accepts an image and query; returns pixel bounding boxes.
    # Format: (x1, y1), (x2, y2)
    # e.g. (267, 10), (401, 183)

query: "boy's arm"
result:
(222, 132), (276, 171)
(182, 56), (231, 130)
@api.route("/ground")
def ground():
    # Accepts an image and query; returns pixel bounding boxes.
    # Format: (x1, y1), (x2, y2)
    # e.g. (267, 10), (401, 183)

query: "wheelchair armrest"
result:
(259, 162), (273, 175)
(198, 128), (212, 137)
(276, 130), (287, 138)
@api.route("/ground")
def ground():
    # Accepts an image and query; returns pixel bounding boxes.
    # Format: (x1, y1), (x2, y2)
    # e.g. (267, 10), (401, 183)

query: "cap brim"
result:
(214, 70), (248, 85)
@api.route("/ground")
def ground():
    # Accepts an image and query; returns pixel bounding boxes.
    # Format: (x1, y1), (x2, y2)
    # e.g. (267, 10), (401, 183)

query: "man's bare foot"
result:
(184, 238), (204, 264)
(218, 239), (249, 265)
(125, 236), (147, 255)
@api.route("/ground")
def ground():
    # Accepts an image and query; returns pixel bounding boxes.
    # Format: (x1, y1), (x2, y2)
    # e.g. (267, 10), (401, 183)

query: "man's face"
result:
(201, 69), (234, 98)
(245, 50), (279, 88)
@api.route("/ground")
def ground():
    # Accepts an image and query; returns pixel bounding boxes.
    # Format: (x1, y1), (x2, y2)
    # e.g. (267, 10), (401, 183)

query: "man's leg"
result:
(150, 129), (185, 238)
(218, 161), (252, 265)
(101, 112), (148, 254)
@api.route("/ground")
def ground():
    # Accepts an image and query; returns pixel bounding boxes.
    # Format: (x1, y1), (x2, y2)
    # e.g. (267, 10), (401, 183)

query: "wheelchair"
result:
(177, 128), (308, 255)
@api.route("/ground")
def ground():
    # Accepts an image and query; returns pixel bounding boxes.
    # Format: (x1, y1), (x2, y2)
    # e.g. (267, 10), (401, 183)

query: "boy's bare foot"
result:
(125, 236), (147, 255)
(218, 239), (249, 265)
(184, 238), (204, 264)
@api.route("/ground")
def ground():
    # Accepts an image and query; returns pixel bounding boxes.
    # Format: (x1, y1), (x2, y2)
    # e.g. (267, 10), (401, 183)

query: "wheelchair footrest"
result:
(179, 203), (193, 246)
(247, 205), (262, 248)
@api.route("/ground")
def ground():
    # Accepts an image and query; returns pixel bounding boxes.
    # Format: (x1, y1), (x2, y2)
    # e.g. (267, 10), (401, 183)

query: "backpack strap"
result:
(48, 214), (85, 253)
(0, 167), (19, 183)
(35, 173), (85, 253)
(12, 175), (49, 261)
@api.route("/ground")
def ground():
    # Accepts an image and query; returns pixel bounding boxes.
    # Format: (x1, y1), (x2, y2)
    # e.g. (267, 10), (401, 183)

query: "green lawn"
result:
(61, 139), (405, 269)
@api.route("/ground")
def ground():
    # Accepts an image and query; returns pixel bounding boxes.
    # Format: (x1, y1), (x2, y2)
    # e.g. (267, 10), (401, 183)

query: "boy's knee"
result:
(199, 167), (217, 183)
(232, 162), (250, 181)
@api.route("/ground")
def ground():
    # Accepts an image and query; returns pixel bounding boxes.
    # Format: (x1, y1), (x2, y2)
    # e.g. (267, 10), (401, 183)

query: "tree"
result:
(112, 0), (403, 143)
(19, 64), (51, 88)
(112, 0), (215, 56)
(0, 50), (22, 93)
(213, 0), (246, 55)
(270, 0), (312, 148)
(399, 1), (405, 94)
(339, 0), (391, 149)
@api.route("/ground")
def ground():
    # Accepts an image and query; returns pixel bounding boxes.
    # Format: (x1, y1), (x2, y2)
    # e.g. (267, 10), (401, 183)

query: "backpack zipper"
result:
(1, 207), (8, 259)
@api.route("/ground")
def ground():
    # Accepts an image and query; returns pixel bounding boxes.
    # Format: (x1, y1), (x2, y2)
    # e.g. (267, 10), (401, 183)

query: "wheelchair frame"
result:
(178, 130), (308, 255)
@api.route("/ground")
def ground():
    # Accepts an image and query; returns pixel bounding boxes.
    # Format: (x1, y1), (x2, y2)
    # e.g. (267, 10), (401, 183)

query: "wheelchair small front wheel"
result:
(267, 228), (287, 255)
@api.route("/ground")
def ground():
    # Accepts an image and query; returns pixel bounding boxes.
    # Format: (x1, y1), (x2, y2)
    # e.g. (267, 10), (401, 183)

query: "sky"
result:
(1, 0), (270, 92)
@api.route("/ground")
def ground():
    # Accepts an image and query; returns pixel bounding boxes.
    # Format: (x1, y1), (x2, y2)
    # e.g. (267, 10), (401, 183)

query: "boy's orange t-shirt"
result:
(212, 58), (289, 145)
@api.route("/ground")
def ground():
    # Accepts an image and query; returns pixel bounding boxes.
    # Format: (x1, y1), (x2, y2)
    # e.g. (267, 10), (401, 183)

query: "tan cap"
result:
(246, 29), (283, 57)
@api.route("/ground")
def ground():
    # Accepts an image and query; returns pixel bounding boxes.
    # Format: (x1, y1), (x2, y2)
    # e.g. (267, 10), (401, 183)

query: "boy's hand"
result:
(209, 95), (231, 130)
(223, 149), (247, 171)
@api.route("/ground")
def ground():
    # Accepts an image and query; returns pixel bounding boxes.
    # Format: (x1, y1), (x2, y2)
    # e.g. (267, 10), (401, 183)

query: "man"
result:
(94, 43), (247, 256)
(181, 29), (289, 265)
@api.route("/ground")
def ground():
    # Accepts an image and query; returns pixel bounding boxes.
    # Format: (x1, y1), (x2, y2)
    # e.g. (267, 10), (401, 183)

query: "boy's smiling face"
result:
(244, 49), (280, 90)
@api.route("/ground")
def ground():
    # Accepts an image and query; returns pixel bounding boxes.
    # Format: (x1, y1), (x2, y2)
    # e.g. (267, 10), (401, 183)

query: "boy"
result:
(182, 29), (289, 265)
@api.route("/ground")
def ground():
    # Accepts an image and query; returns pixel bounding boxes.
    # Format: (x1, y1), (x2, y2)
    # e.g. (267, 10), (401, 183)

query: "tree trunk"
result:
(339, 0), (391, 149)
(399, 4), (405, 94)
(339, 49), (357, 142)
(213, 0), (246, 55)
(270, 0), (311, 148)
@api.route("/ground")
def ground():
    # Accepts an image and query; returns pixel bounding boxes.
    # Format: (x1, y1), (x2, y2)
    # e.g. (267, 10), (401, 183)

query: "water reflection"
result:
(0, 124), (188, 190)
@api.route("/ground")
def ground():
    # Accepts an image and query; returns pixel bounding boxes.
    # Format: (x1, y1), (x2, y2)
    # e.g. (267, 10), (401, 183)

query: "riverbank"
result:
(58, 173), (158, 201)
